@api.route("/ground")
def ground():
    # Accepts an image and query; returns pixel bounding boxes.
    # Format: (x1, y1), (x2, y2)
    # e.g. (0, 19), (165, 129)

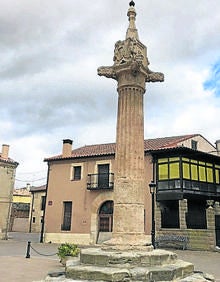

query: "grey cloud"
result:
(0, 0), (220, 146)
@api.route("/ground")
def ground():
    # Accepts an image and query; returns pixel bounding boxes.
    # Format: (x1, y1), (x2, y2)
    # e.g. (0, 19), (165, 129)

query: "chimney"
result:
(1, 144), (9, 160)
(62, 139), (73, 157)
(216, 140), (220, 156)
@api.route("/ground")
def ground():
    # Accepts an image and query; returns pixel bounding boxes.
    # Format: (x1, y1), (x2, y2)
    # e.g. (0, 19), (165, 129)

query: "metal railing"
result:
(87, 173), (114, 190)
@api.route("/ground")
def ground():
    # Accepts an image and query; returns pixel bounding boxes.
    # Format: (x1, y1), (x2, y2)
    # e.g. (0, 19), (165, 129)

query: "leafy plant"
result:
(57, 243), (80, 259)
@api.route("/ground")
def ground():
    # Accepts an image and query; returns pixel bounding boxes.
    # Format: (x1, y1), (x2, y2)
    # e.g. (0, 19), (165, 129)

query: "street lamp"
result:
(149, 181), (156, 249)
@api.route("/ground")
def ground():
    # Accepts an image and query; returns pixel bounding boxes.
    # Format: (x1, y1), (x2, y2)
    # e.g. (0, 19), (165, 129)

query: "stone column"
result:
(179, 199), (187, 229)
(206, 200), (215, 250)
(98, 2), (164, 247)
(155, 202), (162, 231)
(214, 201), (220, 215)
(113, 73), (146, 242)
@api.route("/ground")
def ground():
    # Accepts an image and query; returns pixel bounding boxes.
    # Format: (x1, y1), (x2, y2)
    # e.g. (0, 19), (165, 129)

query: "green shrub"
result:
(57, 243), (80, 259)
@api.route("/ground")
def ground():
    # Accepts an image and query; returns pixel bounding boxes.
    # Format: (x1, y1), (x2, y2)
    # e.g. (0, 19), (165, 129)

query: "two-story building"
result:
(9, 187), (31, 232)
(0, 144), (19, 239)
(29, 185), (46, 233)
(43, 134), (220, 250)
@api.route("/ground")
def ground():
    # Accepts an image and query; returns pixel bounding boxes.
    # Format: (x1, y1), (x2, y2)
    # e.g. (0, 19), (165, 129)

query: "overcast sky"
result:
(1, 0), (219, 188)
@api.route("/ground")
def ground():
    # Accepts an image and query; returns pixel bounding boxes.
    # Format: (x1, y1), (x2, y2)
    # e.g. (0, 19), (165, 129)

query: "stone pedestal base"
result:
(60, 248), (215, 282)
(101, 234), (152, 251)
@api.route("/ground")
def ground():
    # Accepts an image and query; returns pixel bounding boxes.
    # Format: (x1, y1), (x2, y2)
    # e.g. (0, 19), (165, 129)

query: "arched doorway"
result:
(99, 201), (114, 232)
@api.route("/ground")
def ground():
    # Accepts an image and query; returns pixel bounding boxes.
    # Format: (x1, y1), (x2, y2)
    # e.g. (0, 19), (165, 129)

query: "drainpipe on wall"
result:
(29, 185), (34, 233)
(40, 163), (50, 243)
(151, 155), (157, 185)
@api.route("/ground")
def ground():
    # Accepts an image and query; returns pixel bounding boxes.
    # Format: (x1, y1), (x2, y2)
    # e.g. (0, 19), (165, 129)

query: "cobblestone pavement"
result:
(0, 232), (220, 281)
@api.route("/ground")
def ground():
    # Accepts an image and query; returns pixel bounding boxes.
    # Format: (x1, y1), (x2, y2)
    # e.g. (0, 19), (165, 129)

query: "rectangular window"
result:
(170, 162), (180, 179)
(207, 167), (214, 183)
(158, 163), (168, 180)
(61, 201), (72, 231)
(216, 169), (220, 184)
(191, 140), (198, 150)
(199, 166), (206, 182)
(158, 158), (168, 163)
(73, 166), (81, 180)
(98, 164), (109, 188)
(41, 196), (46, 211)
(183, 163), (190, 179)
(191, 164), (198, 180)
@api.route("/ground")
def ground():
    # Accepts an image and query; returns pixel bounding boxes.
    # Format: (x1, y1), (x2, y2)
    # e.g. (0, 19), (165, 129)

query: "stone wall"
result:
(156, 199), (217, 251)
(44, 232), (91, 245)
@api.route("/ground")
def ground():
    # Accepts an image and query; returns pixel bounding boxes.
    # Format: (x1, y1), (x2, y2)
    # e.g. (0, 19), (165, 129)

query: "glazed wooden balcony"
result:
(157, 179), (220, 201)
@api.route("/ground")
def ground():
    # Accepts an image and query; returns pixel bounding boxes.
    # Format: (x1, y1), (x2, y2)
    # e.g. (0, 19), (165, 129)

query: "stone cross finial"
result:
(98, 3), (164, 84)
(126, 1), (139, 40)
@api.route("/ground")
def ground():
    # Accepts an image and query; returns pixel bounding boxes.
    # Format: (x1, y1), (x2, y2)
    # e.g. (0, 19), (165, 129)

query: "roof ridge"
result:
(45, 134), (200, 161)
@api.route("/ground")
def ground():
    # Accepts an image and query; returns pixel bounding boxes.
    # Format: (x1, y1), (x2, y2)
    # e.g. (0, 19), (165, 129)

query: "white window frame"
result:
(70, 163), (83, 181)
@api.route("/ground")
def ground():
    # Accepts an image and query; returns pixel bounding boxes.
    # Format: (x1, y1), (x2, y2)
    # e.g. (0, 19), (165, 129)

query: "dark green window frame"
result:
(157, 156), (220, 191)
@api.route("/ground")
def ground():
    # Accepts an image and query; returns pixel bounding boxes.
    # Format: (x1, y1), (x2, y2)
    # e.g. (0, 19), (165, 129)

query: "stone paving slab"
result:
(1, 234), (220, 282)
(0, 256), (62, 282)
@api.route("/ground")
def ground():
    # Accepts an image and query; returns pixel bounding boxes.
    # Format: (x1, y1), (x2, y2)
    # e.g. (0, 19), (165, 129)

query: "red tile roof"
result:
(30, 185), (47, 192)
(144, 134), (198, 150)
(45, 134), (198, 162)
(0, 155), (18, 165)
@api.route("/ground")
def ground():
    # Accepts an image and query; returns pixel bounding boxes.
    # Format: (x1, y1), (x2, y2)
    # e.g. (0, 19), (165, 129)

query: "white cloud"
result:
(0, 0), (219, 187)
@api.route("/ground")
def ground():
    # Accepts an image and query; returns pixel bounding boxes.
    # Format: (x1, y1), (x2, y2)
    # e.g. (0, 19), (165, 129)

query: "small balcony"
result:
(87, 173), (114, 191)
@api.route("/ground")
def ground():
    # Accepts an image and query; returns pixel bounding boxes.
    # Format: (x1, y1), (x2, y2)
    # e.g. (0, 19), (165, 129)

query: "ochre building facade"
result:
(0, 144), (18, 239)
(44, 134), (220, 250)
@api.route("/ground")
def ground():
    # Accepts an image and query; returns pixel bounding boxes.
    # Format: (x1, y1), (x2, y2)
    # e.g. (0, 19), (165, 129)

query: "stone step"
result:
(66, 265), (130, 281)
(97, 232), (112, 244)
(80, 248), (178, 268)
(66, 259), (194, 281)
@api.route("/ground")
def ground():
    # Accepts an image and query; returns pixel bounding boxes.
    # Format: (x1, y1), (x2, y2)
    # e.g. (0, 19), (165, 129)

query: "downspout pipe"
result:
(40, 162), (50, 243)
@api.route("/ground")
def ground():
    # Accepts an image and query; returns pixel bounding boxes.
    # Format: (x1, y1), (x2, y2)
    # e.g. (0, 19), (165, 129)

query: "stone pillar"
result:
(206, 200), (215, 250)
(214, 201), (220, 215)
(179, 199), (187, 229)
(97, 2), (164, 247)
(155, 202), (162, 231)
(113, 78), (145, 241)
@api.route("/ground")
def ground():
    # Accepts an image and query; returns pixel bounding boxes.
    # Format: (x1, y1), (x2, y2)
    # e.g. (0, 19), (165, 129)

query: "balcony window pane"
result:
(199, 166), (206, 182)
(159, 164), (168, 180)
(191, 164), (198, 180)
(183, 163), (190, 179)
(170, 163), (180, 179)
(216, 169), (220, 184)
(158, 181), (169, 190)
(158, 158), (168, 163)
(207, 167), (214, 183)
(169, 157), (179, 162)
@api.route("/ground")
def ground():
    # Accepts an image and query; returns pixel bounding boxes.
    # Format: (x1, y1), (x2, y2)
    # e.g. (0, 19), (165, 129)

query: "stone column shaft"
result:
(113, 85), (145, 236)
